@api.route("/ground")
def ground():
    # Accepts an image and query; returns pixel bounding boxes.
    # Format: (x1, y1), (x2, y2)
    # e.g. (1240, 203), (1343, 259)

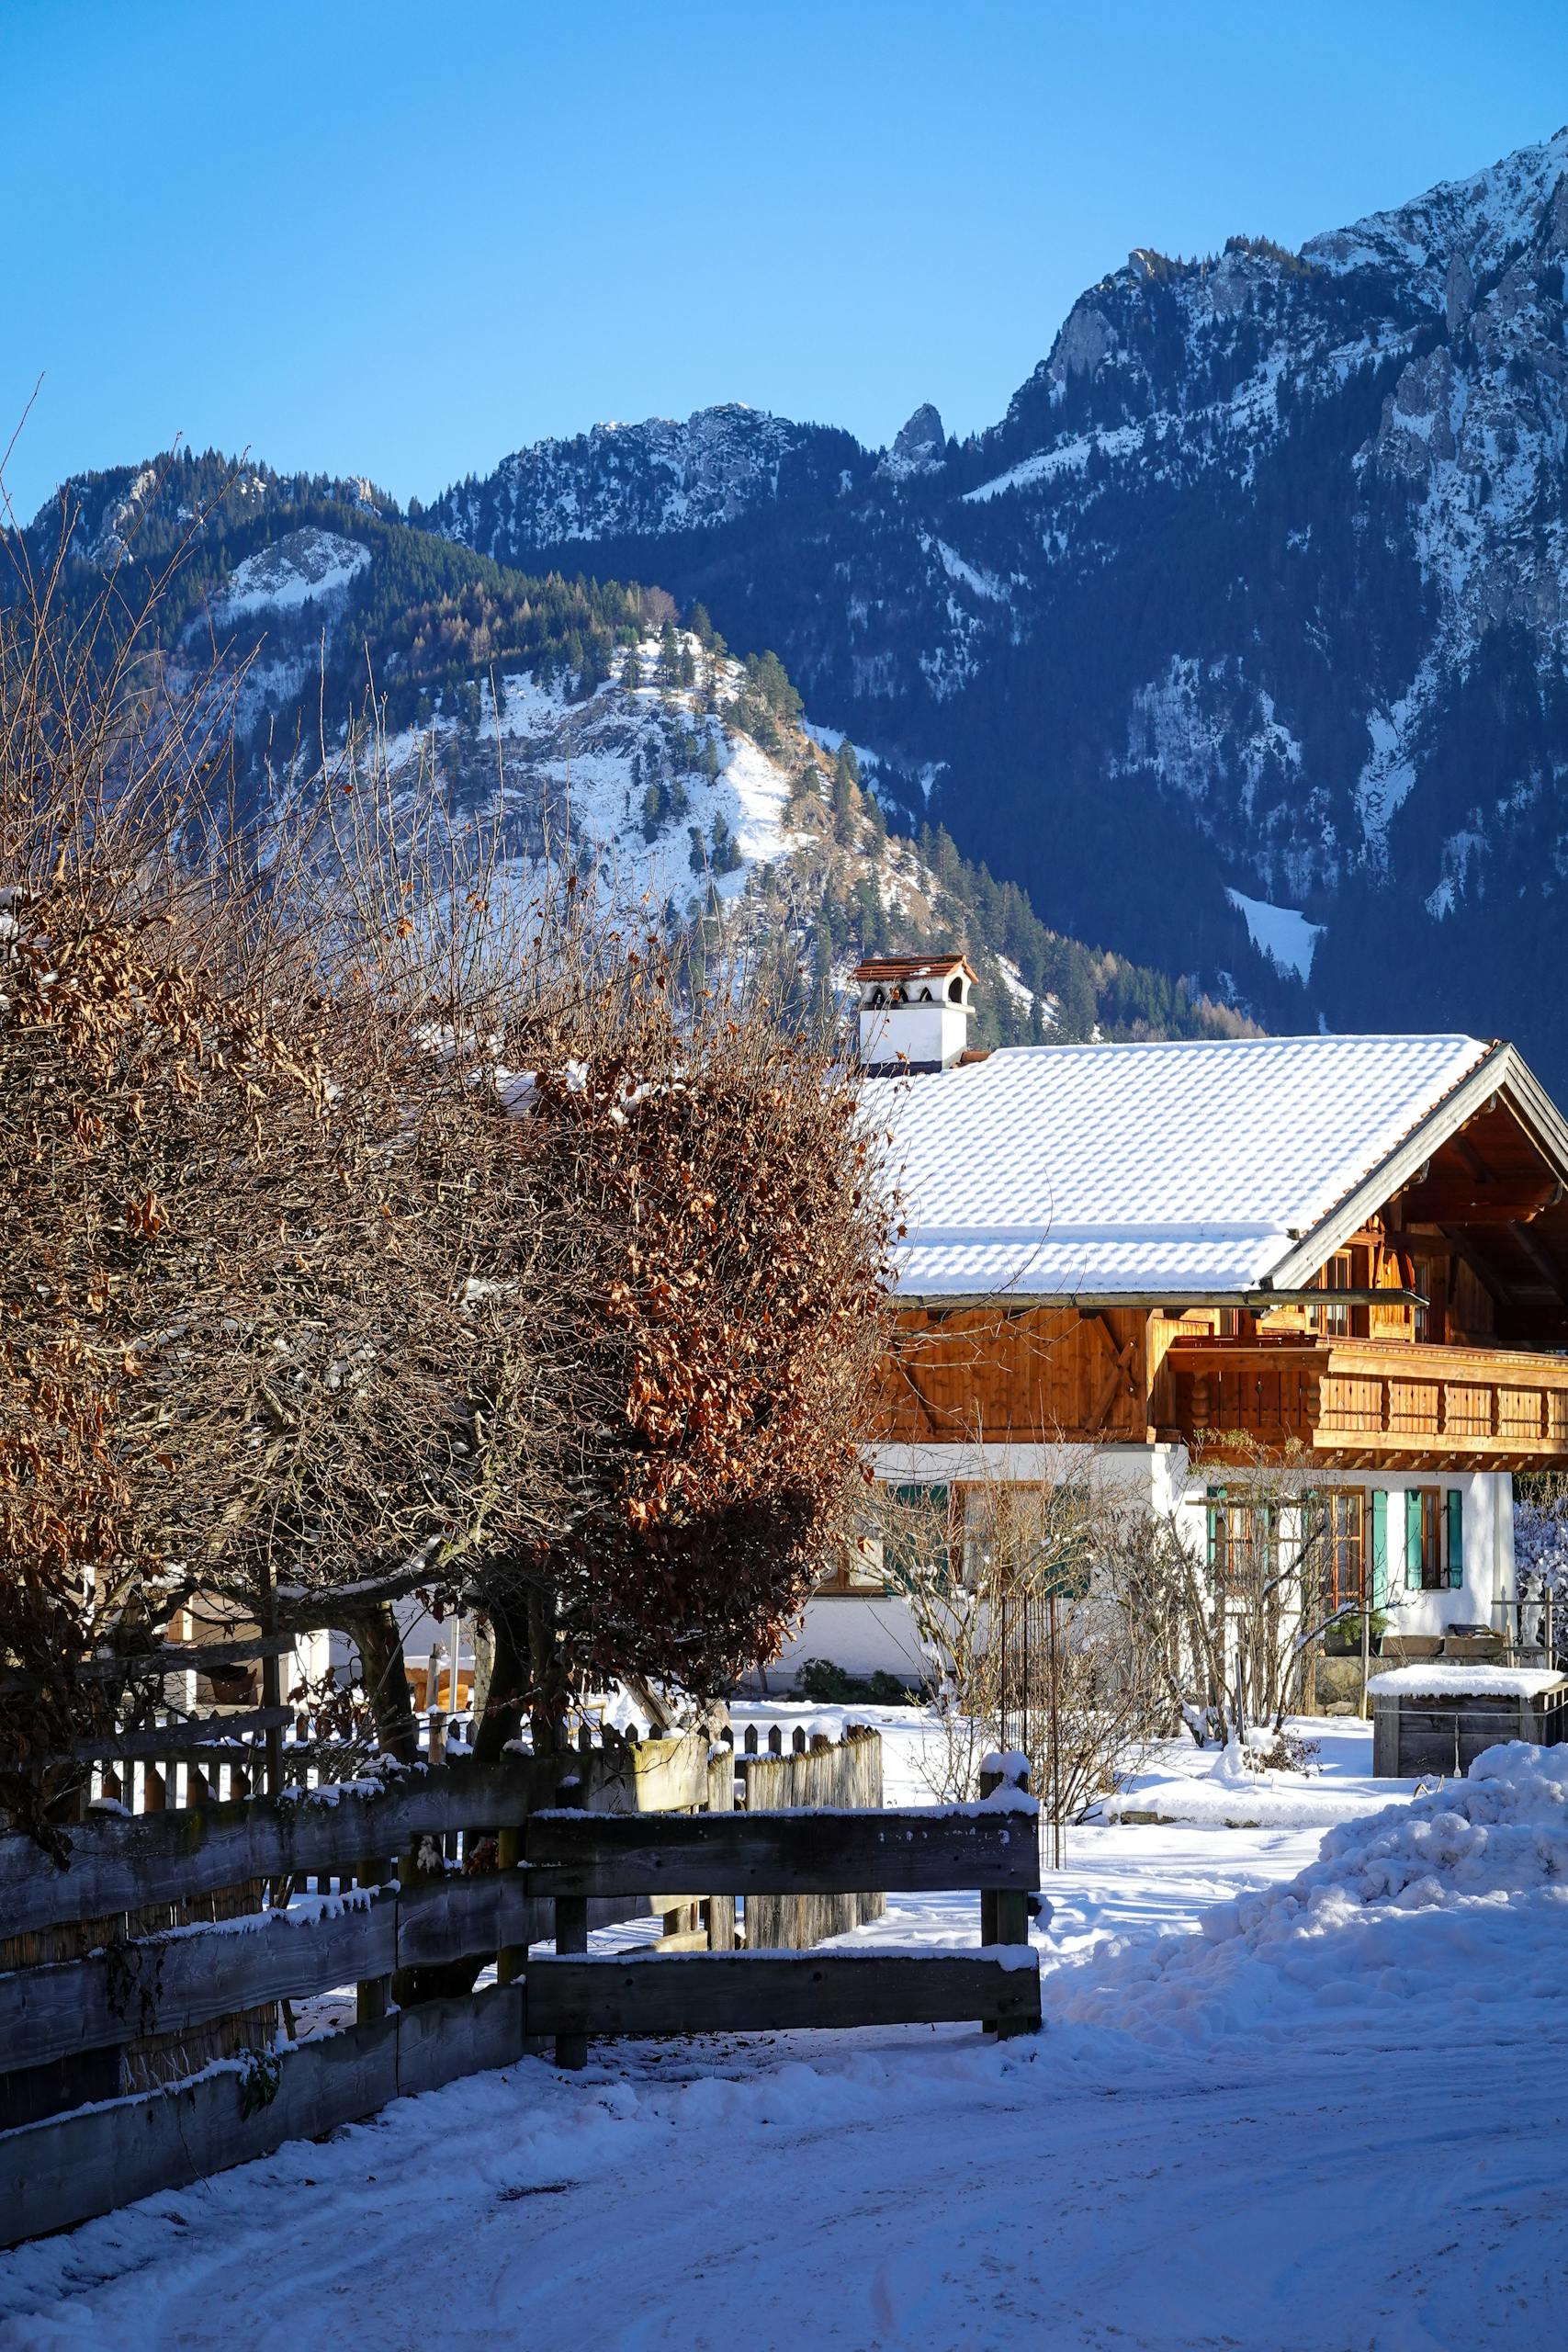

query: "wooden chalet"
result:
(772, 966), (1568, 1685)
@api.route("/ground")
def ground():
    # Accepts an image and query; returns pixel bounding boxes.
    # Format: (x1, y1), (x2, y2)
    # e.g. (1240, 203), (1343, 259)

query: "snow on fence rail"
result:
(0, 1733), (1040, 2251)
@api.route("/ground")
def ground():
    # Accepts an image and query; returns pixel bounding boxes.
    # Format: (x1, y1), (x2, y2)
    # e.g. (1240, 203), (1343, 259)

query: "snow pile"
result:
(1103, 1732), (1398, 1832)
(1053, 1741), (1568, 2049)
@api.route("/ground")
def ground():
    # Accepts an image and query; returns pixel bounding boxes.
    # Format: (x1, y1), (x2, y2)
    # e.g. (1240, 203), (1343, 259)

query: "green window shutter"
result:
(1404, 1490), (1424, 1591)
(1446, 1489), (1465, 1589)
(1370, 1490), (1388, 1609)
(1206, 1502), (1218, 1573)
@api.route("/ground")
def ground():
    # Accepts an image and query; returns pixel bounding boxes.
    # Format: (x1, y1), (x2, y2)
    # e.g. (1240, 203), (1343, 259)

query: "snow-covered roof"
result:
(863, 1032), (1551, 1303)
(1366, 1664), (1565, 1700)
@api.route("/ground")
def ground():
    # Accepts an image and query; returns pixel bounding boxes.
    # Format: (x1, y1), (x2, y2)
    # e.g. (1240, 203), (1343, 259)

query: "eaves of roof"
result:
(1260, 1040), (1568, 1295)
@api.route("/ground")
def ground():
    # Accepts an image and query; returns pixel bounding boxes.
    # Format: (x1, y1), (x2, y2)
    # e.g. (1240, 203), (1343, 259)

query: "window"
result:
(1324, 1490), (1365, 1613)
(1401, 1487), (1465, 1592)
(1206, 1495), (1279, 1591)
(849, 1482), (953, 1594)
(1312, 1251), (1356, 1338)
(813, 1527), (890, 1597)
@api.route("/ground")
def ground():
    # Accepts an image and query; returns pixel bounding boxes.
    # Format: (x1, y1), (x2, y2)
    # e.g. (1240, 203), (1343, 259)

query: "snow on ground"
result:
(1225, 885), (1325, 981)
(4, 1721), (1565, 2351)
(1104, 1715), (1417, 1828)
(378, 648), (812, 922)
(963, 423), (1145, 503)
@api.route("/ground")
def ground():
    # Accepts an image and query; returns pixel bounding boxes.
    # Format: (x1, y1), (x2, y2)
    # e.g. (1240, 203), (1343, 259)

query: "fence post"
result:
(705, 1745), (737, 1953)
(553, 1754), (589, 2070)
(496, 1824), (524, 1988)
(977, 1755), (1033, 2038)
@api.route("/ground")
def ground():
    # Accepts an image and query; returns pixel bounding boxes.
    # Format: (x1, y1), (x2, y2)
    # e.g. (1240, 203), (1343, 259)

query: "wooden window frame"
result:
(1207, 1495), (1280, 1592)
(1311, 1250), (1364, 1339)
(1325, 1489), (1366, 1614)
(827, 1482), (955, 1597)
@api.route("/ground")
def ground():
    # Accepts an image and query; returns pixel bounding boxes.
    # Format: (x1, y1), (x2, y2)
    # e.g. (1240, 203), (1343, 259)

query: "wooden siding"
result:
(876, 1306), (1150, 1444)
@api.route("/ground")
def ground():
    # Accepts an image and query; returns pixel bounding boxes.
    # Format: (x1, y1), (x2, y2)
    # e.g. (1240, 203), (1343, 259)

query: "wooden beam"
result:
(522, 1807), (1040, 1900)
(11, 1706), (297, 1769)
(1438, 1226), (1523, 1306)
(1514, 1222), (1568, 1295)
(0, 1985), (528, 2252)
(1404, 1181), (1562, 1222)
(525, 1953), (1041, 2040)
(0, 1634), (299, 1700)
(1446, 1128), (1490, 1182)
(0, 1877), (547, 2081)
(1086, 1312), (1137, 1433)
(0, 1758), (550, 1940)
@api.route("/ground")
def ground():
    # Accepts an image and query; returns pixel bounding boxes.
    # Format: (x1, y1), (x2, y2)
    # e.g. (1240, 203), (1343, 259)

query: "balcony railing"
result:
(1155, 1336), (1568, 1466)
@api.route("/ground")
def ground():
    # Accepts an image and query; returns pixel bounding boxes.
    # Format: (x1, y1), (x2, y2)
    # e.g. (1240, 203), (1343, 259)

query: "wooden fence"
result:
(0, 1736), (1038, 2250)
(728, 1720), (886, 1948)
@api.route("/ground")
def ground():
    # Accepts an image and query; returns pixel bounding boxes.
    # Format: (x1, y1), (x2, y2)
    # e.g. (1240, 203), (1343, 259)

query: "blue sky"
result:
(5, 1), (1567, 520)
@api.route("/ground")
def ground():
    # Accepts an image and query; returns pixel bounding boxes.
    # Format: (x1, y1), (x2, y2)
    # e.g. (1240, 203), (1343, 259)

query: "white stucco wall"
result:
(305, 1457), (1519, 1701)
(772, 1447), (1520, 1690)
(764, 1595), (929, 1690)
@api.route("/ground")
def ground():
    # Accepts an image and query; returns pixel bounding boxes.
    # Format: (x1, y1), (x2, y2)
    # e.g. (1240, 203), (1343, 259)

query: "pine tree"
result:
(622, 646), (643, 691)
(831, 752), (853, 833)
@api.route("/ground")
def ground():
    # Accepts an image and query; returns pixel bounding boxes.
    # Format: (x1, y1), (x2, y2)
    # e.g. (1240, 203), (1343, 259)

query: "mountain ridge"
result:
(20, 125), (1568, 1082)
(3, 447), (1238, 1057)
(419, 124), (1568, 1090)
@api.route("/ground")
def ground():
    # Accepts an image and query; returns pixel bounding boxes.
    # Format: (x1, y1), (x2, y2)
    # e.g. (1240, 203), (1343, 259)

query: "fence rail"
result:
(525, 1952), (1041, 2040)
(0, 1984), (529, 2254)
(0, 1728), (1040, 2252)
(523, 1806), (1033, 1899)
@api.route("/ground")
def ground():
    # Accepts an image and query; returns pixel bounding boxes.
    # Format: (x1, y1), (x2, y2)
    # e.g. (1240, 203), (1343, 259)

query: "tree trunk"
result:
(341, 1600), (418, 1764)
(473, 1598), (528, 1764)
(470, 1613), (496, 1724)
(401, 1591), (536, 2007)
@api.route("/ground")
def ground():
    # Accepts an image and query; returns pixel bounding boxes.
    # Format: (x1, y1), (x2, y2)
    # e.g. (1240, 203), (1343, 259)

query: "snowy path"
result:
(3, 1728), (1564, 2350)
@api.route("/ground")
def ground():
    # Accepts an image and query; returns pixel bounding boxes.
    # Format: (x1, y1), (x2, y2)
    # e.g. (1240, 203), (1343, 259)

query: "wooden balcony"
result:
(1154, 1335), (1568, 1469)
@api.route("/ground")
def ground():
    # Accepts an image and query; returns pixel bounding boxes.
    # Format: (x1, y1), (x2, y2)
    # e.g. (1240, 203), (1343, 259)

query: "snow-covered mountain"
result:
(425, 403), (866, 553)
(428, 127), (1568, 1091)
(12, 452), (1231, 1051)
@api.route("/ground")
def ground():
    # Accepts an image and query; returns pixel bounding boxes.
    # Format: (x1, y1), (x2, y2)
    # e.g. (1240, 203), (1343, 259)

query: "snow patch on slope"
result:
(217, 527), (370, 618)
(1225, 888), (1324, 981)
(364, 640), (812, 925)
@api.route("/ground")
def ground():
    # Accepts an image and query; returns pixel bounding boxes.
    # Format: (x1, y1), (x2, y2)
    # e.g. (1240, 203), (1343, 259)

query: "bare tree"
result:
(1102, 1436), (1336, 1753)
(2, 512), (896, 1839)
(874, 1463), (1159, 1856)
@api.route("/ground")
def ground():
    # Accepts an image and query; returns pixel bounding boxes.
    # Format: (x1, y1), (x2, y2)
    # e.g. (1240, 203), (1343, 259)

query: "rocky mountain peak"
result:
(417, 124), (1568, 1092)
(426, 402), (868, 557)
(1303, 124), (1568, 299)
(882, 403), (946, 477)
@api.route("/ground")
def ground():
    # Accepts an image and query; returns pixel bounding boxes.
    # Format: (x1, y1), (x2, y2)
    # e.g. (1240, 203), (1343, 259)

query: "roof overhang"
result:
(897, 1287), (1428, 1314)
(1260, 1040), (1568, 1295)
